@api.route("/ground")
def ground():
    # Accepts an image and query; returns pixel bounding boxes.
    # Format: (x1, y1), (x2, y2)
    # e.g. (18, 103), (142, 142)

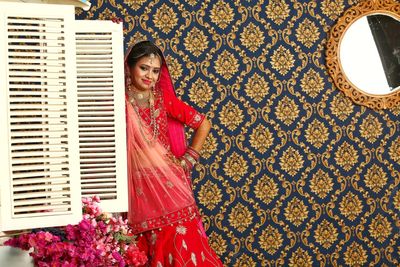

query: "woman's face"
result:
(129, 55), (161, 92)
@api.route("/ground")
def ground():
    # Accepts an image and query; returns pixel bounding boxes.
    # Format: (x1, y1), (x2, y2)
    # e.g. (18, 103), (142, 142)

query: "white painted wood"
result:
(74, 20), (128, 212)
(0, 2), (82, 231)
(0, 0), (91, 11)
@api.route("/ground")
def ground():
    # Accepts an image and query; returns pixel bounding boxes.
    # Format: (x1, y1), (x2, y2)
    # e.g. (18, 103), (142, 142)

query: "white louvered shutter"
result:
(74, 20), (128, 212)
(0, 2), (82, 231)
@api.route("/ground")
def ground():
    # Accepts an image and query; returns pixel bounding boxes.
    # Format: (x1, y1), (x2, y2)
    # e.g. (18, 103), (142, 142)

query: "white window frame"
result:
(0, 2), (127, 232)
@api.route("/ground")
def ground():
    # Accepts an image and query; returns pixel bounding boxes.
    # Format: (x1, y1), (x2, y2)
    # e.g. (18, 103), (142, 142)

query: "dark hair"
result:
(126, 41), (163, 67)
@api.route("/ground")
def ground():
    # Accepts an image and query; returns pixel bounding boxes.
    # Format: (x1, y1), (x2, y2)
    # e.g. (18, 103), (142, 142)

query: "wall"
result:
(77, 0), (400, 265)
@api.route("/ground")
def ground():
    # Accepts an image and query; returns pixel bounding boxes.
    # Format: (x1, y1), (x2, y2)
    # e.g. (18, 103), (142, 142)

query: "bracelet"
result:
(179, 147), (201, 172)
(184, 153), (197, 166)
(186, 146), (200, 161)
(180, 156), (192, 171)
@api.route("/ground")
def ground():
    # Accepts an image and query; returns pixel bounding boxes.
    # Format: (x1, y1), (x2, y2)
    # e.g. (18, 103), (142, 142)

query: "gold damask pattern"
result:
(275, 96), (299, 125)
(209, 0), (234, 30)
(266, 0), (290, 25)
(270, 46), (295, 75)
(153, 3), (178, 34)
(189, 78), (213, 108)
(240, 23), (265, 52)
(219, 101), (244, 131)
(314, 219), (338, 249)
(310, 169), (334, 198)
(77, 0), (400, 265)
(359, 114), (383, 142)
(215, 51), (239, 80)
(250, 124), (274, 153)
(245, 73), (270, 103)
(305, 119), (329, 148)
(301, 69), (325, 98)
(184, 27), (209, 57)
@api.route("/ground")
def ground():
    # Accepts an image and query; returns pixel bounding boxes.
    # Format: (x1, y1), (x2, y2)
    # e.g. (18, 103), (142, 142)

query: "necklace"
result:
(127, 89), (150, 102)
(129, 90), (159, 144)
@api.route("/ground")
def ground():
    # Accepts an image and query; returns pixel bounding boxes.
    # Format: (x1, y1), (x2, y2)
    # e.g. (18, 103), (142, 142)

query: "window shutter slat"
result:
(74, 20), (127, 212)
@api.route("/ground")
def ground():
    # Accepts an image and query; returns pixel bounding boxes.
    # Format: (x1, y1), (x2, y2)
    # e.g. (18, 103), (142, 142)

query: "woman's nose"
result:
(146, 70), (155, 80)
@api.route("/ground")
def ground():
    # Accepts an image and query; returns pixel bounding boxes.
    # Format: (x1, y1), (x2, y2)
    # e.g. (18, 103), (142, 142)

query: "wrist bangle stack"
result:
(183, 153), (197, 166)
(180, 147), (201, 172)
(186, 146), (200, 161)
(180, 158), (189, 169)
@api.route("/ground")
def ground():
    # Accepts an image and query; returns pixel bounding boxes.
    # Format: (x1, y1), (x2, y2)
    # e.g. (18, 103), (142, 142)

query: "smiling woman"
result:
(124, 40), (223, 266)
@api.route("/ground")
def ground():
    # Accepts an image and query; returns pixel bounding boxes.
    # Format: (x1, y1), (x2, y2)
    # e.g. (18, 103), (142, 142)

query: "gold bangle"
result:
(184, 153), (197, 166)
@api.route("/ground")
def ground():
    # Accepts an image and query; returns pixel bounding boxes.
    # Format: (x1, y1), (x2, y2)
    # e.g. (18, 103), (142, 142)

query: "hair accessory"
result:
(149, 53), (155, 64)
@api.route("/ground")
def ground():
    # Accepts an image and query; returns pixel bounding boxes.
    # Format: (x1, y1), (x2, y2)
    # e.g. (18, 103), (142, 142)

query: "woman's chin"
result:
(135, 85), (152, 91)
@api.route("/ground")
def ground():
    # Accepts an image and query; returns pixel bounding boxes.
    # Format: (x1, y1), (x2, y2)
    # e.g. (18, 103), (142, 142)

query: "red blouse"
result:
(135, 90), (205, 151)
(163, 90), (205, 129)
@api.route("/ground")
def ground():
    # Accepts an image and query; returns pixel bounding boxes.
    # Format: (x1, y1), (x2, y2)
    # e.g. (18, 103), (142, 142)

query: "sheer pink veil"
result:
(125, 43), (187, 158)
(124, 42), (195, 232)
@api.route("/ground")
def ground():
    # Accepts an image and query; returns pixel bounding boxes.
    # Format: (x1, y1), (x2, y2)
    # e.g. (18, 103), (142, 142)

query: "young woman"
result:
(125, 40), (223, 266)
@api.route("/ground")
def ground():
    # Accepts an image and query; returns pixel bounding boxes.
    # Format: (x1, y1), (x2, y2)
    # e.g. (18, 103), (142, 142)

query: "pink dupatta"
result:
(158, 62), (187, 157)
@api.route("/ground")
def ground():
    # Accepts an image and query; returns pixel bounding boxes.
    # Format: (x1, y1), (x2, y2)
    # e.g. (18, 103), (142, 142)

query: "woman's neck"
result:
(127, 87), (150, 99)
(128, 87), (155, 108)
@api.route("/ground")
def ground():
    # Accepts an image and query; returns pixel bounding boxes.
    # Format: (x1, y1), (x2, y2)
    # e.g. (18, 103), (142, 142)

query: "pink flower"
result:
(5, 195), (147, 267)
(78, 219), (91, 231)
(112, 251), (125, 267)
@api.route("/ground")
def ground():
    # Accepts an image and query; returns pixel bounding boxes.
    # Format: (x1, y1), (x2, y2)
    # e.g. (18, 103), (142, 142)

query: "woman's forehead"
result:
(135, 55), (162, 68)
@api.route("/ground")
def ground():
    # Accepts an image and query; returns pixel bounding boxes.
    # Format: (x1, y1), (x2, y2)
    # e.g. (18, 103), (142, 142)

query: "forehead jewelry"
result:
(149, 53), (155, 64)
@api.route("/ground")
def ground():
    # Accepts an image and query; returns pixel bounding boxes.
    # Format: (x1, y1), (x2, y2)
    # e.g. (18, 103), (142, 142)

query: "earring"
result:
(127, 77), (132, 89)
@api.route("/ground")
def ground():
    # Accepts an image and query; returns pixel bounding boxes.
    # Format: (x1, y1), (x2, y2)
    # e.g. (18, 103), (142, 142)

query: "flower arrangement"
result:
(5, 196), (147, 267)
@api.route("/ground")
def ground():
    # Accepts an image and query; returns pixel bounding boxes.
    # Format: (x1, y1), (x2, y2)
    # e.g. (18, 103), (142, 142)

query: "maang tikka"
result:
(149, 53), (155, 64)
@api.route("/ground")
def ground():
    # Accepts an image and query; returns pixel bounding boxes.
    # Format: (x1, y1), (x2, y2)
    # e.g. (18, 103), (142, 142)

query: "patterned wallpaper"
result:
(77, 0), (400, 266)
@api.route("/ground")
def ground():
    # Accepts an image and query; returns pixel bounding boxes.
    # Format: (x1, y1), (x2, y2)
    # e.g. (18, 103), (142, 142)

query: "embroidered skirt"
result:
(136, 216), (223, 267)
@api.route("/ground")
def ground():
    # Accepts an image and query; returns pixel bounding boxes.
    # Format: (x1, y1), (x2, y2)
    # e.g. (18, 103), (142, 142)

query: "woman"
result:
(125, 40), (223, 267)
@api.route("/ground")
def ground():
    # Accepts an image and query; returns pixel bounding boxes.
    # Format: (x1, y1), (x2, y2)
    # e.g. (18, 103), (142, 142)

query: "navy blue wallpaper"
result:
(77, 0), (400, 265)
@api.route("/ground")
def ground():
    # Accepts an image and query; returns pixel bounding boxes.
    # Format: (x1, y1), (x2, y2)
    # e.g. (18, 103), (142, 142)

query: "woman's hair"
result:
(126, 41), (163, 67)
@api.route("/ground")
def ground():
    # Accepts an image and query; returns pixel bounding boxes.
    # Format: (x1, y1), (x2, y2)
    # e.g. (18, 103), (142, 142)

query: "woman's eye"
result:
(140, 66), (147, 71)
(153, 70), (160, 74)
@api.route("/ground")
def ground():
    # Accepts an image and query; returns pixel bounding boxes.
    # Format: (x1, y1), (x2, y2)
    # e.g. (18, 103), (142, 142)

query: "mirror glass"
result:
(340, 14), (400, 95)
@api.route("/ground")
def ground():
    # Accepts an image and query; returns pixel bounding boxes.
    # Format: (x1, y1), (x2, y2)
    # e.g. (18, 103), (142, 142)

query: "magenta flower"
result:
(5, 196), (147, 267)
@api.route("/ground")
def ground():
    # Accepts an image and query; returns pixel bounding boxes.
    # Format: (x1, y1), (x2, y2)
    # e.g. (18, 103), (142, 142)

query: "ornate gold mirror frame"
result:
(326, 0), (400, 109)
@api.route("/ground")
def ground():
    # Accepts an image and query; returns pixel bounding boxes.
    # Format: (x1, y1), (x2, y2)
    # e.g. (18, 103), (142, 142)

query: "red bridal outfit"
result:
(125, 48), (223, 267)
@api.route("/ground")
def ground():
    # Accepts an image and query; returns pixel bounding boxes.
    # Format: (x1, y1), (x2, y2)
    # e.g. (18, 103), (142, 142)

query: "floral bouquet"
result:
(5, 196), (147, 267)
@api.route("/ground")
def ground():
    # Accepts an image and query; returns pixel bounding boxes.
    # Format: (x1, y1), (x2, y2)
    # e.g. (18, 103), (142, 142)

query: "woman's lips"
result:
(142, 79), (151, 85)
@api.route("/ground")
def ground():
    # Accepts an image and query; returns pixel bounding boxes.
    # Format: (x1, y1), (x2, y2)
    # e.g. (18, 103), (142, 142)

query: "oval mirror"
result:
(326, 0), (400, 109)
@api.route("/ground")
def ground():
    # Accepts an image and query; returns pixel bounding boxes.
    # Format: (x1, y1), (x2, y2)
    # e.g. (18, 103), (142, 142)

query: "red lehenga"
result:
(125, 47), (223, 267)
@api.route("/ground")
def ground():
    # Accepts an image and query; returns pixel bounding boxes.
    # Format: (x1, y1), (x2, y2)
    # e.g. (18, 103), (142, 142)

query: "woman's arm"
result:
(189, 117), (211, 153)
(179, 118), (211, 172)
(163, 89), (211, 153)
